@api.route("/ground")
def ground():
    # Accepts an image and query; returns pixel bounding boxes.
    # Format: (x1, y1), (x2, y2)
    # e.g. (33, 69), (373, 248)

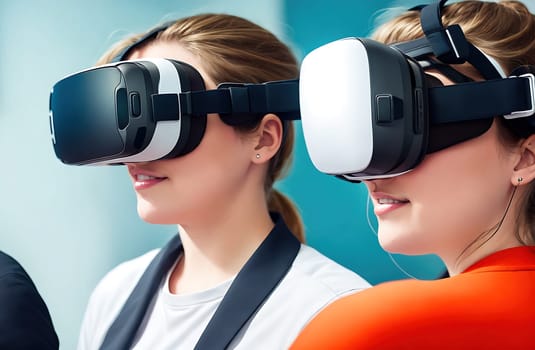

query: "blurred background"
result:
(0, 0), (481, 348)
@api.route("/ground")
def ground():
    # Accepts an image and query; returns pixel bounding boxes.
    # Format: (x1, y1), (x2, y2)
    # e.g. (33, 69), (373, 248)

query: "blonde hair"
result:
(98, 14), (305, 242)
(372, 1), (535, 245)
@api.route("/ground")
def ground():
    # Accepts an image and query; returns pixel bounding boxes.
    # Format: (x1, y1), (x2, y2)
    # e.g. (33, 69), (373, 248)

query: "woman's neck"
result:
(168, 208), (275, 294)
(442, 188), (526, 276)
(444, 234), (522, 276)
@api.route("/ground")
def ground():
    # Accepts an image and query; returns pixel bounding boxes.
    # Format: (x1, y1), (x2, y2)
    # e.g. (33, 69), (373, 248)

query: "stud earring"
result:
(255, 154), (261, 159)
(518, 176), (524, 184)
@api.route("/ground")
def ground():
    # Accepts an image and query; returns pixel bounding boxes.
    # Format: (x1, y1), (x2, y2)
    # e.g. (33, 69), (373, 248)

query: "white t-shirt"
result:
(77, 245), (370, 350)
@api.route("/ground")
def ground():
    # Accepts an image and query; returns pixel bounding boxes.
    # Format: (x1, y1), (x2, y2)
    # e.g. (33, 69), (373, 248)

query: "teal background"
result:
(0, 1), (451, 349)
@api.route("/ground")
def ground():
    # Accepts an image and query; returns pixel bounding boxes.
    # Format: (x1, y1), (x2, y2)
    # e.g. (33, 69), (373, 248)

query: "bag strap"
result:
(194, 215), (300, 349)
(100, 235), (183, 350)
(100, 214), (300, 350)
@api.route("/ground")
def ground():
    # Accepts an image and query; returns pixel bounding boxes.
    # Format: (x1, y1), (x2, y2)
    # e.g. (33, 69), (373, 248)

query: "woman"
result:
(75, 14), (370, 349)
(292, 1), (535, 349)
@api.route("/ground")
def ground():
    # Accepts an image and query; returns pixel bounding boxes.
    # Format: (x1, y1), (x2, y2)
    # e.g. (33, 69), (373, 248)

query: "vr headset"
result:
(50, 0), (535, 180)
(299, 0), (535, 181)
(49, 23), (300, 165)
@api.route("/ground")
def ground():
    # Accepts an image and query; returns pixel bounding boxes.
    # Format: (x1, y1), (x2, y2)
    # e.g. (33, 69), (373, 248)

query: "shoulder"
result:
(292, 265), (535, 349)
(0, 251), (59, 349)
(305, 277), (457, 327)
(235, 245), (370, 348)
(290, 277), (466, 349)
(0, 250), (25, 277)
(78, 248), (162, 348)
(86, 248), (161, 314)
(278, 245), (371, 321)
(0, 251), (45, 304)
(97, 248), (161, 289)
(291, 244), (371, 295)
(0, 251), (38, 296)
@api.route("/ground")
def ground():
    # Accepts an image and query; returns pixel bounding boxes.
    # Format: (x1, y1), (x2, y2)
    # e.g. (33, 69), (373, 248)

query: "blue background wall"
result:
(1, 1), (446, 348)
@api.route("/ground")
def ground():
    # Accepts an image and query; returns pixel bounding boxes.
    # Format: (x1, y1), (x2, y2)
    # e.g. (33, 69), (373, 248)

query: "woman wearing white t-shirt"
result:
(70, 13), (370, 350)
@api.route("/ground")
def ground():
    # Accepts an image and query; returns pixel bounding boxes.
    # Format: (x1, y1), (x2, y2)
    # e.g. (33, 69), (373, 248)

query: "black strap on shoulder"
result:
(194, 215), (300, 350)
(100, 235), (183, 350)
(99, 214), (300, 350)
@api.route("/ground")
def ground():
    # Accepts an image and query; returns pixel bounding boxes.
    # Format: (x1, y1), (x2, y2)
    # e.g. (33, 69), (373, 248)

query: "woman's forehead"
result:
(128, 41), (217, 89)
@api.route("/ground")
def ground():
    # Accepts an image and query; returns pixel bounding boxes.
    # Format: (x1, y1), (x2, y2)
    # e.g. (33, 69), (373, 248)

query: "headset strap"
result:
(393, 0), (502, 80)
(429, 76), (533, 124)
(152, 79), (301, 122)
(99, 213), (300, 350)
(112, 21), (174, 62)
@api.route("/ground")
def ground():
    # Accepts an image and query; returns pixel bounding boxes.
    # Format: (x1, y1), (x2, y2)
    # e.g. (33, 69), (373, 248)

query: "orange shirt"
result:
(291, 246), (535, 350)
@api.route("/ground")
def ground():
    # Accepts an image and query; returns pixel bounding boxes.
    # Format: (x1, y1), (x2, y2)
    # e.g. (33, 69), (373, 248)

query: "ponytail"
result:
(268, 189), (305, 243)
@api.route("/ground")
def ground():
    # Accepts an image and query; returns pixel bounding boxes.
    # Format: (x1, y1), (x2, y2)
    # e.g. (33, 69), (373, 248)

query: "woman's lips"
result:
(127, 166), (168, 190)
(371, 192), (410, 216)
(133, 174), (167, 190)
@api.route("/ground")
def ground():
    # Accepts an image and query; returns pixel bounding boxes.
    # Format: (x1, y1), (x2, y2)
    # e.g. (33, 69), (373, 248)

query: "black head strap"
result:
(111, 21), (174, 62)
(393, 0), (502, 80)
(420, 0), (469, 64)
(110, 21), (301, 122)
(153, 79), (301, 122)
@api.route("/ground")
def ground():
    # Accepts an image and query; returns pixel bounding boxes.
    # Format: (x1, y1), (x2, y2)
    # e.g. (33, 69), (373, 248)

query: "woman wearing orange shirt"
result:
(292, 1), (535, 349)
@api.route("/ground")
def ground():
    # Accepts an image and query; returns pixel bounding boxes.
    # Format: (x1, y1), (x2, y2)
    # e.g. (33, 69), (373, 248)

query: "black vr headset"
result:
(49, 23), (300, 165)
(299, 0), (535, 181)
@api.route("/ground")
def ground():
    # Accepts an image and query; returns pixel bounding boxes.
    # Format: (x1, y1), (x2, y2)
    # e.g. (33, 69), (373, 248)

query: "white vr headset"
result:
(299, 0), (535, 181)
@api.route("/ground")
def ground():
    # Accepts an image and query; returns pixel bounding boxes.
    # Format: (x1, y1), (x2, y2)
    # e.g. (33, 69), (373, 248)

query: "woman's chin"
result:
(136, 205), (188, 225)
(137, 206), (170, 224)
(378, 230), (424, 256)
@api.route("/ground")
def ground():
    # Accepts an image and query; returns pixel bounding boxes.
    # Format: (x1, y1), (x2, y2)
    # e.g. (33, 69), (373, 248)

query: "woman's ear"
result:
(511, 134), (535, 186)
(252, 114), (283, 163)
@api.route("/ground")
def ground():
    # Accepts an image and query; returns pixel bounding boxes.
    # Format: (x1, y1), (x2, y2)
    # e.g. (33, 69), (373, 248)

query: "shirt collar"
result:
(463, 246), (535, 273)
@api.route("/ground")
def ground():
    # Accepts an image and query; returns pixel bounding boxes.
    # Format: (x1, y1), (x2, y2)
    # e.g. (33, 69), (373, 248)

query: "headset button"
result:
(131, 92), (141, 117)
(414, 88), (424, 133)
(376, 94), (393, 123)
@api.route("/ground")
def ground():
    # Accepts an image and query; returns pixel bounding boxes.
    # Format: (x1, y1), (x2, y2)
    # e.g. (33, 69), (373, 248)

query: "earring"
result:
(518, 176), (524, 185)
(255, 154), (261, 159)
